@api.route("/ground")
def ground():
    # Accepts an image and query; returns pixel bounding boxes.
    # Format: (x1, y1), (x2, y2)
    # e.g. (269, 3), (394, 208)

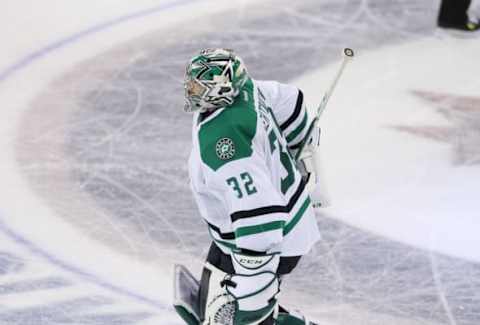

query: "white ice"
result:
(0, 0), (479, 324)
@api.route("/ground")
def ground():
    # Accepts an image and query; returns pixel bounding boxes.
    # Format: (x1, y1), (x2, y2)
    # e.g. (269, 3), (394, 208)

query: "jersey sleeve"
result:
(256, 80), (309, 151)
(206, 155), (289, 253)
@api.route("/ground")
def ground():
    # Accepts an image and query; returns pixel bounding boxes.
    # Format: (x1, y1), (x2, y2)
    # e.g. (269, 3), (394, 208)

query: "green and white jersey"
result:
(188, 78), (320, 256)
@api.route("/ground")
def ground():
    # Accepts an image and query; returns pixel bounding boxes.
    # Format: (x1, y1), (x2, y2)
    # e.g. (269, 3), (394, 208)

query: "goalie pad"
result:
(226, 251), (280, 323)
(276, 307), (319, 325)
(225, 272), (279, 321)
(173, 264), (201, 325)
(173, 263), (318, 324)
(201, 261), (279, 325)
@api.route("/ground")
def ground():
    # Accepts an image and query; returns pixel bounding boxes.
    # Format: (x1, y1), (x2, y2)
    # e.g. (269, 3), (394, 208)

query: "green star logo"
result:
(216, 138), (236, 160)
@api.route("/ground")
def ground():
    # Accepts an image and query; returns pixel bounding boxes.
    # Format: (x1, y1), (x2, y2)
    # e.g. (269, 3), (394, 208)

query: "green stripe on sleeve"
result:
(233, 197), (311, 239)
(235, 220), (285, 238)
(283, 197), (311, 235)
(286, 112), (308, 143)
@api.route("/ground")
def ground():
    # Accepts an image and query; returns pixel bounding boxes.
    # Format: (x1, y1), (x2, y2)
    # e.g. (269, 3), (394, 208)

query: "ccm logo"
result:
(239, 258), (263, 265)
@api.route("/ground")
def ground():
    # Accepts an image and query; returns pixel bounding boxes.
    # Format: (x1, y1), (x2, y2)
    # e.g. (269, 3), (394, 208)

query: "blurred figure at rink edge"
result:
(437, 0), (480, 31)
(184, 48), (322, 324)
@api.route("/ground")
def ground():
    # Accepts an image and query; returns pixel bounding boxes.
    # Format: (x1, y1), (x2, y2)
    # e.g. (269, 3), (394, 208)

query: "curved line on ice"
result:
(0, 0), (197, 83)
(0, 0), (200, 311)
(0, 216), (169, 310)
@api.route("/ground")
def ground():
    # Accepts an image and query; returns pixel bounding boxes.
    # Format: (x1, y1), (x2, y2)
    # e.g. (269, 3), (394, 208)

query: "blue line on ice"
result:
(0, 217), (167, 309)
(0, 0), (200, 311)
(0, 0), (196, 82)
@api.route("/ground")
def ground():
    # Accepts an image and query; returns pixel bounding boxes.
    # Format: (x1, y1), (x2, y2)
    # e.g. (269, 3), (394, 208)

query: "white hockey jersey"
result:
(188, 79), (320, 256)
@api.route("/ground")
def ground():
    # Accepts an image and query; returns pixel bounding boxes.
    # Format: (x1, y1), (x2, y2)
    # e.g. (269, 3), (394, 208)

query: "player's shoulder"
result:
(255, 79), (299, 104)
(197, 79), (258, 171)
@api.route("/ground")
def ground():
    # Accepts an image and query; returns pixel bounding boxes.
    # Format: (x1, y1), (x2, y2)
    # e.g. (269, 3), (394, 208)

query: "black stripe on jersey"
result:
(207, 221), (235, 240)
(289, 127), (311, 150)
(230, 178), (307, 223)
(289, 141), (303, 151)
(280, 90), (304, 132)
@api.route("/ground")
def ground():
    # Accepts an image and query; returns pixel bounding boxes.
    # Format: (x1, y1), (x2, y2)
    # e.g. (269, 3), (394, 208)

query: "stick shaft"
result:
(315, 48), (354, 120)
(295, 48), (354, 160)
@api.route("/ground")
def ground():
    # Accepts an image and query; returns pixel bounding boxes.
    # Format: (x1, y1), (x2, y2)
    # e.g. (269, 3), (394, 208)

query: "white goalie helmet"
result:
(184, 48), (249, 113)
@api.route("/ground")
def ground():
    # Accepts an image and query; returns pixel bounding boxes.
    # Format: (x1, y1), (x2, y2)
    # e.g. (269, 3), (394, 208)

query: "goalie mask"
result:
(184, 48), (249, 113)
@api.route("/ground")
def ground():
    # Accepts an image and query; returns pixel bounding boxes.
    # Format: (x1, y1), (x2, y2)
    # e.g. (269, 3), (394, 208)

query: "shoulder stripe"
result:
(231, 178), (306, 222)
(289, 141), (303, 151)
(280, 90), (303, 132)
(286, 111), (308, 143)
(288, 122), (312, 150)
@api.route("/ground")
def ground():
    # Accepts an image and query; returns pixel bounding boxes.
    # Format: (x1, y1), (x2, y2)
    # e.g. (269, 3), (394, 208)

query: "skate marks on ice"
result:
(14, 0), (480, 324)
(286, 214), (480, 324)
(16, 0), (439, 266)
(0, 252), (24, 275)
(0, 239), (156, 325)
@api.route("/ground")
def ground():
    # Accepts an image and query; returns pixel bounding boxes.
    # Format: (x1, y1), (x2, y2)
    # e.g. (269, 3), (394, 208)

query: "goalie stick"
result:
(294, 48), (355, 161)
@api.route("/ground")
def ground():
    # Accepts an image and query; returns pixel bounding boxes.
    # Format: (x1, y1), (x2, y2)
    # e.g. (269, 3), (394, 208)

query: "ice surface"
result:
(3, 0), (480, 324)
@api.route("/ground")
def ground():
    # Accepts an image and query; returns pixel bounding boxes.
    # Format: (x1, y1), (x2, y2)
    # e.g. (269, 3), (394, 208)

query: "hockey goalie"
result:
(174, 48), (325, 324)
